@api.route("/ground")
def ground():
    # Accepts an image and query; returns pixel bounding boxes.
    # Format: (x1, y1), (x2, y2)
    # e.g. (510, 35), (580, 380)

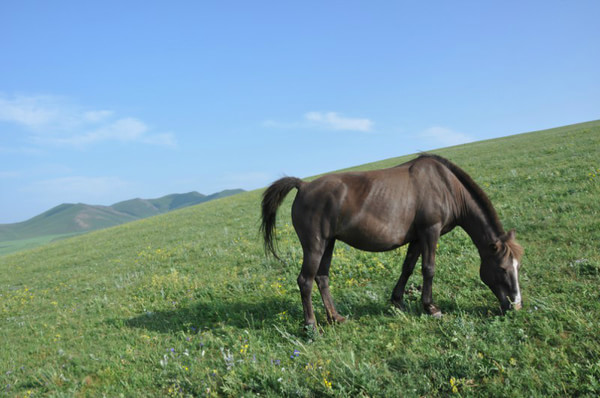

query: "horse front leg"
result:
(419, 225), (442, 317)
(315, 240), (346, 324)
(391, 241), (421, 309)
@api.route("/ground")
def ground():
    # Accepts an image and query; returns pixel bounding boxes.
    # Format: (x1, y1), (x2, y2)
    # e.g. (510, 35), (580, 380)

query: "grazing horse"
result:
(260, 154), (523, 328)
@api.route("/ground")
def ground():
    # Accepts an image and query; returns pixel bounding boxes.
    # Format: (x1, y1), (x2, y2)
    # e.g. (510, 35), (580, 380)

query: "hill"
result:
(0, 189), (244, 255)
(0, 120), (599, 396)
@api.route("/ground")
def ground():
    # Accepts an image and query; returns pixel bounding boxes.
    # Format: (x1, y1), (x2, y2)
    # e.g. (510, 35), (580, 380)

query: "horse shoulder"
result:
(408, 158), (463, 227)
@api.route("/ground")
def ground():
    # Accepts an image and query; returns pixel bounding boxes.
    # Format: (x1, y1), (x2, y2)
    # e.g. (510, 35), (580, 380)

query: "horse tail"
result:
(260, 177), (304, 259)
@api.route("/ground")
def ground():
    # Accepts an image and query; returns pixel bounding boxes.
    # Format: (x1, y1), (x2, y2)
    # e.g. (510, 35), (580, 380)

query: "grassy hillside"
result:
(1, 203), (138, 239)
(111, 192), (212, 217)
(1, 121), (599, 396)
(0, 189), (244, 256)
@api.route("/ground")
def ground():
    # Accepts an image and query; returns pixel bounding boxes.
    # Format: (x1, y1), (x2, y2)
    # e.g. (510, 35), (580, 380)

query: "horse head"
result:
(480, 230), (524, 313)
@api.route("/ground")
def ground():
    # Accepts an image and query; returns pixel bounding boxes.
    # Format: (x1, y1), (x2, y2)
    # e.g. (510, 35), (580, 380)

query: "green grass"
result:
(0, 233), (79, 257)
(1, 120), (599, 396)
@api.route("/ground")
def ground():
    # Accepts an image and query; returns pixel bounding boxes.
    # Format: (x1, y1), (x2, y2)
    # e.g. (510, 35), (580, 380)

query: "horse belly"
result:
(336, 214), (412, 252)
(335, 178), (415, 251)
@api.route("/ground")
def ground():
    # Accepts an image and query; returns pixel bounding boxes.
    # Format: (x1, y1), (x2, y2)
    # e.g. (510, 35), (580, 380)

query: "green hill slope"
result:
(111, 191), (211, 217)
(0, 121), (599, 396)
(0, 189), (244, 254)
(4, 203), (138, 238)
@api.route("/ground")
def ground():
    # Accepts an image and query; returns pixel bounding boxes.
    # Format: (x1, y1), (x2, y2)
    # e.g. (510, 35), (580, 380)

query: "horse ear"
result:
(507, 229), (516, 241)
(500, 229), (516, 242)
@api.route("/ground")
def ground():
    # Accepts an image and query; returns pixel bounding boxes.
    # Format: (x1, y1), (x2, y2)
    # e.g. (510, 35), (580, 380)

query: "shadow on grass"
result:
(120, 292), (501, 335)
(121, 296), (300, 333)
(436, 297), (504, 317)
(340, 293), (501, 320)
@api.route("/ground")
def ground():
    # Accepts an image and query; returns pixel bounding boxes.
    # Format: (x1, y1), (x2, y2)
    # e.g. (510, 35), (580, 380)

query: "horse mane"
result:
(417, 154), (506, 237)
(504, 238), (524, 261)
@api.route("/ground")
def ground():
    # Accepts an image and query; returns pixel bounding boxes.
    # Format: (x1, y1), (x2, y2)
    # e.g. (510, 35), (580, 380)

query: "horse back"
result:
(291, 158), (462, 251)
(290, 163), (413, 251)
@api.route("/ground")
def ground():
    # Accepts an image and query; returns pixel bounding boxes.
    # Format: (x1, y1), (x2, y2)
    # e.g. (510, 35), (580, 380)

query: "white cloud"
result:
(0, 94), (176, 149)
(418, 126), (474, 148)
(83, 110), (114, 123)
(45, 117), (148, 147)
(0, 94), (66, 130)
(263, 111), (374, 133)
(305, 111), (373, 132)
(91, 117), (147, 141)
(141, 132), (177, 148)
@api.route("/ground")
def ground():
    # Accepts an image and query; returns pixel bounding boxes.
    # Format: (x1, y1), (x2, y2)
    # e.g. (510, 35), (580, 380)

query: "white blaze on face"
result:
(512, 258), (522, 307)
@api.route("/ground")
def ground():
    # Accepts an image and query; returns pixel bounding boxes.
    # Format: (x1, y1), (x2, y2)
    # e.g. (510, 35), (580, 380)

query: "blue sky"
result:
(1, 1), (599, 223)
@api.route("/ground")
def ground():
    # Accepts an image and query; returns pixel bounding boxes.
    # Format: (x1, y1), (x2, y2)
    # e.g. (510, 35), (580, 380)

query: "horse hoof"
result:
(334, 315), (346, 324)
(391, 299), (406, 310)
(425, 305), (442, 318)
(302, 322), (317, 333)
(326, 315), (346, 324)
(302, 323), (321, 338)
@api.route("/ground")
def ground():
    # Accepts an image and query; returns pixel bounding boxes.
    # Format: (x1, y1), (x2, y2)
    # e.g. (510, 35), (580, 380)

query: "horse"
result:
(260, 154), (523, 328)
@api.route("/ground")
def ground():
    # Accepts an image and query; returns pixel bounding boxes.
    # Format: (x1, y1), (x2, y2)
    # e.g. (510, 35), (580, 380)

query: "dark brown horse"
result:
(261, 154), (523, 328)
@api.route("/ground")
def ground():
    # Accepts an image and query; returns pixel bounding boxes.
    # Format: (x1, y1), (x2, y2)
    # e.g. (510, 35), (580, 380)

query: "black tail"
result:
(260, 177), (304, 259)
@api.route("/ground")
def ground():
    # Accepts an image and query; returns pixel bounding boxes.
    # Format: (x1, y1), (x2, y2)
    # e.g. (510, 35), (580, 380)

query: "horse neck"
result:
(457, 193), (503, 256)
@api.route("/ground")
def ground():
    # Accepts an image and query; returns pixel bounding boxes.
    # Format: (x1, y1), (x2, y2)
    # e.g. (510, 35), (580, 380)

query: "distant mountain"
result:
(0, 189), (244, 243)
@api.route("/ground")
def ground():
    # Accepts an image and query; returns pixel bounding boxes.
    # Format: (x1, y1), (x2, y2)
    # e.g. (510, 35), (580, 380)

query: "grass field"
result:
(0, 234), (78, 257)
(1, 121), (599, 396)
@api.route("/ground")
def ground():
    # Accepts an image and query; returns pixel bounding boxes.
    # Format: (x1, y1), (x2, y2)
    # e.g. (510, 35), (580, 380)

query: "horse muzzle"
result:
(499, 295), (522, 314)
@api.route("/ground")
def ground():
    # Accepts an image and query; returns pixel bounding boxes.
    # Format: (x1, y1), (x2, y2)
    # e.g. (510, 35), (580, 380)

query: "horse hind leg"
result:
(297, 245), (325, 330)
(391, 242), (421, 309)
(314, 240), (346, 324)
